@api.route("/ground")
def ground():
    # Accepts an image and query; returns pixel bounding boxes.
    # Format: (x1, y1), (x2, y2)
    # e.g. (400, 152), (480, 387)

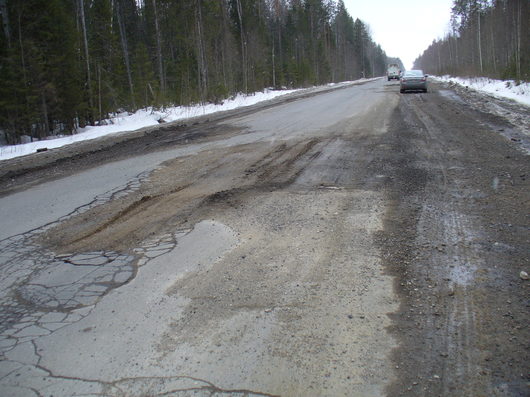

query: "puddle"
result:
(438, 89), (466, 104)
(491, 124), (530, 155)
(417, 205), (482, 287)
(448, 261), (477, 286)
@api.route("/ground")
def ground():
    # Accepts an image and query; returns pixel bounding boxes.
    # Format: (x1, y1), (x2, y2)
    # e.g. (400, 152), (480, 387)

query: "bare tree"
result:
(0, 0), (10, 47)
(116, 0), (136, 109)
(78, 0), (94, 121)
(235, 0), (248, 93)
(195, 0), (208, 102)
(514, 0), (522, 79)
(151, 0), (165, 97)
(477, 8), (483, 73)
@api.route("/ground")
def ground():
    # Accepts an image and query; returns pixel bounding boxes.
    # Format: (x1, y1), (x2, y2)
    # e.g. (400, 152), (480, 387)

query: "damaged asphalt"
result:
(0, 78), (528, 396)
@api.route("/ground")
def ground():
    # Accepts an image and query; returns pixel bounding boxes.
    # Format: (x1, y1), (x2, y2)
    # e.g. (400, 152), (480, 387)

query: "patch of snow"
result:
(433, 75), (530, 106)
(326, 77), (380, 87)
(0, 78), (381, 161)
(0, 88), (300, 161)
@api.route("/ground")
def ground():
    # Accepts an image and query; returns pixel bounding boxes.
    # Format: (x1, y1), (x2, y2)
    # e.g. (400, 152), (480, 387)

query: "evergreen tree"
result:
(0, 0), (81, 143)
(0, 0), (393, 144)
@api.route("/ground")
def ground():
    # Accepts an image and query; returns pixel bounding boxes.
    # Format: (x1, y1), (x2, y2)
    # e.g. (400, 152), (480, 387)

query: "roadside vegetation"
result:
(414, 0), (528, 82)
(0, 0), (392, 144)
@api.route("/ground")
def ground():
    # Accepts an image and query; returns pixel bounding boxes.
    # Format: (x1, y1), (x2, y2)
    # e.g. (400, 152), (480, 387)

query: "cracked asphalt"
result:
(0, 79), (529, 396)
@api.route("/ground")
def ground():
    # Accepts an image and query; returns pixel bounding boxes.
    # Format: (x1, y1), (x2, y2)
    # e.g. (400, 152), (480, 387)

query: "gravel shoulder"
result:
(380, 85), (529, 396)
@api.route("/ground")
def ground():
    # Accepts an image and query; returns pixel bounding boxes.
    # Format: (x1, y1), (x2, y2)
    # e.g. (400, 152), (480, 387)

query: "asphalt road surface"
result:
(0, 78), (528, 397)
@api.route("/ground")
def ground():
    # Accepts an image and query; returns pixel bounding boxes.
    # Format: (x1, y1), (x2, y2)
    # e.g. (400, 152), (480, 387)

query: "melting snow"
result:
(0, 88), (302, 161)
(433, 75), (530, 106)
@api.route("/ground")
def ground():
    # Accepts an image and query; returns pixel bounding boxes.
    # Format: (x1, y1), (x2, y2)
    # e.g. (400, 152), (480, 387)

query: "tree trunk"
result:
(78, 0), (94, 122)
(195, 0), (208, 102)
(110, 0), (114, 32)
(0, 0), (10, 48)
(490, 21), (497, 75)
(220, 0), (229, 91)
(17, 12), (27, 88)
(515, 0), (521, 79)
(272, 36), (276, 87)
(235, 0), (247, 93)
(41, 92), (49, 138)
(17, 11), (31, 135)
(151, 0), (165, 98)
(97, 63), (102, 121)
(274, 0), (283, 85)
(477, 11), (483, 73)
(454, 34), (459, 71)
(116, 0), (136, 109)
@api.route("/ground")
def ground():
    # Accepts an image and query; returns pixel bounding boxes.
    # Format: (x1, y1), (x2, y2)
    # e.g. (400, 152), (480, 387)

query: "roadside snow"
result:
(0, 79), (379, 161)
(433, 75), (530, 106)
(0, 89), (300, 161)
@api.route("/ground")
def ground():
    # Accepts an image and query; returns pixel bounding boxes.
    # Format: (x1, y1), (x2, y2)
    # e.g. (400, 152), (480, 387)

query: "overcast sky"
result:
(343, 0), (454, 69)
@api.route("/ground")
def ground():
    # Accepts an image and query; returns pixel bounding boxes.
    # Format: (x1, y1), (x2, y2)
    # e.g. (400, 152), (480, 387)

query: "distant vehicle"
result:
(400, 70), (428, 93)
(387, 64), (401, 81)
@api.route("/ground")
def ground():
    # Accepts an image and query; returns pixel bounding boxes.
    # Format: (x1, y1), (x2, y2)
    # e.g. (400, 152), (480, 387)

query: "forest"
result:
(0, 0), (390, 144)
(414, 0), (528, 82)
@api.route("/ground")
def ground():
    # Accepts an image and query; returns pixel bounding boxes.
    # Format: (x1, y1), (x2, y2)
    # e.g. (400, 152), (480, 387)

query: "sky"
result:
(343, 0), (454, 69)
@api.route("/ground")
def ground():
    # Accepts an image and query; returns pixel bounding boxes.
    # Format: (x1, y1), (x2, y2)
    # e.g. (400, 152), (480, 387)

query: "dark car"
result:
(400, 70), (428, 93)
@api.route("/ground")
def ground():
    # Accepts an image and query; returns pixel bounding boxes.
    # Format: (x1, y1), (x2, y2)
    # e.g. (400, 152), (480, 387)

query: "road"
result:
(0, 78), (528, 396)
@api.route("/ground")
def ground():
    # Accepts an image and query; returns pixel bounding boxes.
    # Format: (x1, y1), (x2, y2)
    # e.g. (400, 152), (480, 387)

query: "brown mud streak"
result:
(42, 182), (192, 253)
(68, 195), (155, 245)
(203, 140), (323, 209)
(255, 139), (320, 183)
(380, 86), (529, 396)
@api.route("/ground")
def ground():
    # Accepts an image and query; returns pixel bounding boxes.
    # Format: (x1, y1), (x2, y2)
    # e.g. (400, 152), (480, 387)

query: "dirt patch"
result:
(380, 86), (530, 396)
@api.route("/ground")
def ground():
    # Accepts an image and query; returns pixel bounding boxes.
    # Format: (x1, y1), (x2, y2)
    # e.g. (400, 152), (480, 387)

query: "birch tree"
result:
(0, 0), (10, 48)
(78, 0), (94, 123)
(116, 0), (136, 109)
(151, 0), (165, 97)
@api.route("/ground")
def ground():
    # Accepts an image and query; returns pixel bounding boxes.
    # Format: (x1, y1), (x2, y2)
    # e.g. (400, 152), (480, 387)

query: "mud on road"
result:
(0, 80), (529, 396)
(380, 88), (529, 396)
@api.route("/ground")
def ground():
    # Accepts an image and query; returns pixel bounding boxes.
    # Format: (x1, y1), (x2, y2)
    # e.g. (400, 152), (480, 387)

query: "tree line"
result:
(0, 0), (391, 145)
(414, 0), (529, 81)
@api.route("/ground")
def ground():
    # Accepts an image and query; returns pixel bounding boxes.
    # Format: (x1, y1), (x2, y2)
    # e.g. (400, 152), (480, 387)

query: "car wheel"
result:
(400, 89), (405, 93)
(424, 89), (428, 93)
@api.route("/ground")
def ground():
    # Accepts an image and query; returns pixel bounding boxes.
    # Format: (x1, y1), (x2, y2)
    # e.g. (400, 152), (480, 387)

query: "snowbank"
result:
(0, 79), (378, 161)
(433, 75), (530, 106)
(0, 88), (299, 161)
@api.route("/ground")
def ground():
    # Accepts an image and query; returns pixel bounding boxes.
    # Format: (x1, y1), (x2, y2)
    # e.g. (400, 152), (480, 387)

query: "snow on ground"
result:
(1, 88), (302, 161)
(0, 78), (376, 161)
(433, 75), (530, 106)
